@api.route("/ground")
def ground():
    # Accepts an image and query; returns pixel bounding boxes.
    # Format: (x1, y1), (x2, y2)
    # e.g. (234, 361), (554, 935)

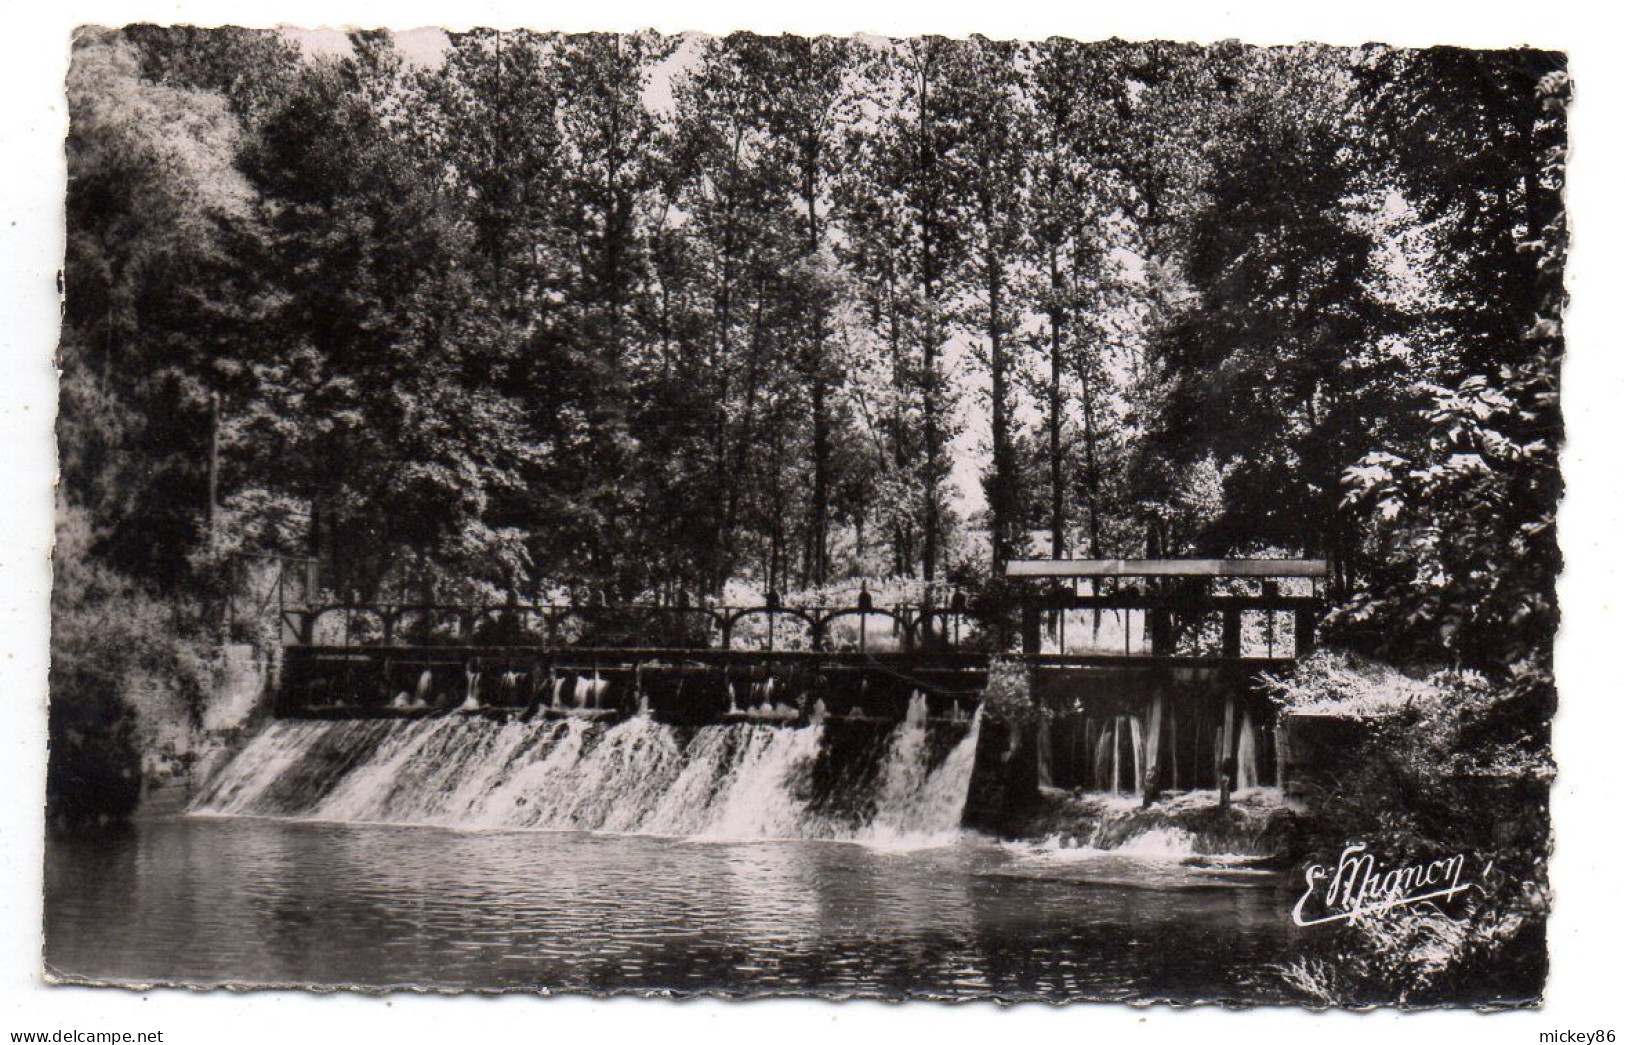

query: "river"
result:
(45, 816), (1297, 1001)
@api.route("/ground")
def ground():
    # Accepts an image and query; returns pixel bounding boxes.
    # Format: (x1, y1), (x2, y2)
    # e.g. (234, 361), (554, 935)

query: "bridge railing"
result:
(282, 600), (988, 654)
(281, 559), (1327, 661)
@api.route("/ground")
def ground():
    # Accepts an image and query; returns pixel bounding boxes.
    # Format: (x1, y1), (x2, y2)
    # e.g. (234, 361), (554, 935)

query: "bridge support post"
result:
(1021, 605), (1042, 656)
(1141, 691), (1165, 808)
(1150, 610), (1174, 657)
(1221, 610), (1242, 660)
(1294, 608), (1317, 655)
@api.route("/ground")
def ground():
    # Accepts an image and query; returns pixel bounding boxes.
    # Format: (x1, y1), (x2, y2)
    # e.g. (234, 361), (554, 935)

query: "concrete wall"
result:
(962, 659), (1042, 834)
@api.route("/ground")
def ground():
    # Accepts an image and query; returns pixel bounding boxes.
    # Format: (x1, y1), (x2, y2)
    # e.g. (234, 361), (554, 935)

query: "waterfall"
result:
(1128, 716), (1144, 798)
(862, 700), (980, 847)
(1092, 714), (1144, 797)
(1111, 718), (1123, 794)
(191, 709), (983, 847)
(458, 669), (482, 711)
(1235, 709), (1259, 791)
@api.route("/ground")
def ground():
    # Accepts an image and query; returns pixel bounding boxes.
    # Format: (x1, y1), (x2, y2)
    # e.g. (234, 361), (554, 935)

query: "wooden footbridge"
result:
(274, 558), (1320, 711)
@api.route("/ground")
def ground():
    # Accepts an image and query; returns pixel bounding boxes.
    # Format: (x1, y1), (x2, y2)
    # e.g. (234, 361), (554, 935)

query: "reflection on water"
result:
(45, 818), (1298, 1001)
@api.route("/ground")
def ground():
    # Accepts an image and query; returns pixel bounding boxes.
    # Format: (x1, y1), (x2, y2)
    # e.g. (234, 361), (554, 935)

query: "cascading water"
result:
(1128, 716), (1144, 795)
(1089, 713), (1148, 797)
(859, 694), (983, 847)
(458, 670), (482, 711)
(1235, 709), (1259, 791)
(192, 702), (983, 847)
(1112, 718), (1123, 793)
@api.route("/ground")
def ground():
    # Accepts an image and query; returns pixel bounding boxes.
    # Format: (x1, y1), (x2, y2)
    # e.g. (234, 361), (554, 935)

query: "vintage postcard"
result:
(45, 25), (1565, 1007)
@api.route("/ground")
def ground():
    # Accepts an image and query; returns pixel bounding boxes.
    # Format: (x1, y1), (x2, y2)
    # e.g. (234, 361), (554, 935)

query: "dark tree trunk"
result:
(1048, 297), (1066, 562)
(986, 201), (1015, 573)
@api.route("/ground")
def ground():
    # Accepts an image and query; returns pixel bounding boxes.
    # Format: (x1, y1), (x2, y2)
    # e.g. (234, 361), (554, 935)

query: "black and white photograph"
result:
(32, 15), (1576, 1014)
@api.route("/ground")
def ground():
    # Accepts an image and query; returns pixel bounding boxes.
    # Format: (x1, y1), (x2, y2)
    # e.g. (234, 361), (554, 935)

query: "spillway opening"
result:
(1032, 667), (1280, 800)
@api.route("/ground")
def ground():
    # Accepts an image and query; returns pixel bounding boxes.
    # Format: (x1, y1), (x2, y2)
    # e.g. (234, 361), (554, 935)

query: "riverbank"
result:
(1257, 651), (1553, 1007)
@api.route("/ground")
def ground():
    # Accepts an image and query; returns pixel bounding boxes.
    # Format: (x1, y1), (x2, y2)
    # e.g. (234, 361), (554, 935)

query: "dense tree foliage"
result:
(1338, 49), (1567, 675)
(60, 29), (1566, 678)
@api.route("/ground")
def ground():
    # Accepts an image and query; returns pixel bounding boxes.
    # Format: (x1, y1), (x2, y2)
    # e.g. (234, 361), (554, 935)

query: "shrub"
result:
(50, 504), (217, 824)
(1264, 649), (1551, 1006)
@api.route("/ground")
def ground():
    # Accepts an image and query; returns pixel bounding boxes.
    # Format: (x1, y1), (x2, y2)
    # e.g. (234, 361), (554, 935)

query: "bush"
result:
(50, 504), (217, 824)
(1263, 649), (1552, 1006)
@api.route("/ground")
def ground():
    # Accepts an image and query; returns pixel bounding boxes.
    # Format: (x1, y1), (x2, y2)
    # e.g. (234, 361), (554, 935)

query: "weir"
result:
(193, 698), (984, 845)
(200, 559), (1324, 838)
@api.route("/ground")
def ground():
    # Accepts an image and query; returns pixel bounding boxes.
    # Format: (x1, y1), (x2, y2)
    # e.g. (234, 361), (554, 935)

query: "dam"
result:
(196, 558), (1326, 839)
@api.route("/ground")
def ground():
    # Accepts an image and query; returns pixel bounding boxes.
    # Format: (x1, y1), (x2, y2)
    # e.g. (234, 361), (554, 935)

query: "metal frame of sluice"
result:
(1005, 557), (1328, 808)
(278, 596), (978, 654)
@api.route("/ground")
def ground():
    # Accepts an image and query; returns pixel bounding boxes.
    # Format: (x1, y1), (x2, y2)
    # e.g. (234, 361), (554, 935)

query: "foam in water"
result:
(1007, 826), (1199, 864)
(192, 707), (983, 848)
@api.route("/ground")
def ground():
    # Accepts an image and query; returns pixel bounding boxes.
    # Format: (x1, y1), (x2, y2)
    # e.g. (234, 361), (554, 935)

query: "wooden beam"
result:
(1005, 558), (1329, 579)
(1021, 594), (1321, 612)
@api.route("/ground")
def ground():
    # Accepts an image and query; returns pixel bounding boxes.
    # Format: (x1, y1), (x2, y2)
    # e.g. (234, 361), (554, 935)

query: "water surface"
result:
(45, 817), (1298, 1001)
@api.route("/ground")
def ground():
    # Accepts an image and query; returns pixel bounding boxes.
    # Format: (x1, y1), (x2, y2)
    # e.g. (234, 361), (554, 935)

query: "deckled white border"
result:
(2, 1), (1620, 1042)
